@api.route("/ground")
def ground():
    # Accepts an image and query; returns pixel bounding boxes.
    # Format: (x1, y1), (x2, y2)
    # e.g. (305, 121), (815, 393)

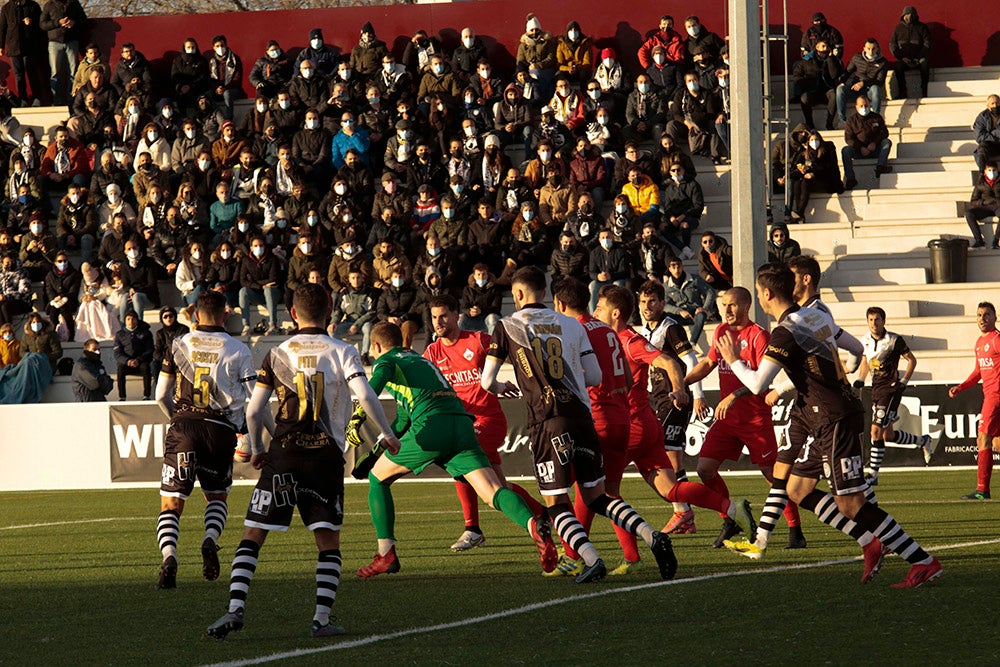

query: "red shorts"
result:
(700, 416), (778, 467)
(474, 416), (507, 466)
(980, 397), (1000, 437)
(596, 421), (630, 487)
(625, 409), (671, 477)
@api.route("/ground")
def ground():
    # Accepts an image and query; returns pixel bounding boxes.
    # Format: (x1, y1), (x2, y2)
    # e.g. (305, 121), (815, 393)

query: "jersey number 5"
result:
(294, 371), (325, 422)
(192, 365), (212, 408)
(530, 337), (564, 380)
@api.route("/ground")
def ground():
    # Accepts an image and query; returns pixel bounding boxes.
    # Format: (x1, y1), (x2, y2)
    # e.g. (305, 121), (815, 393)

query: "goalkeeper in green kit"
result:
(355, 322), (558, 578)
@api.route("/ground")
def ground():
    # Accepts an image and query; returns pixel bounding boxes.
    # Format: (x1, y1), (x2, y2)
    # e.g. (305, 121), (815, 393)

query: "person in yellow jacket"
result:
(621, 167), (662, 223)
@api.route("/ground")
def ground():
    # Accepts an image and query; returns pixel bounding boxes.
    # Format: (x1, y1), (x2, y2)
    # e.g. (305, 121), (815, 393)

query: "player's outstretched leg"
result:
(866, 437), (885, 485)
(587, 494), (678, 581)
(156, 509), (180, 589)
(358, 472), (401, 578)
(852, 503), (942, 588)
(312, 549), (346, 637)
(451, 480), (486, 552)
(664, 468), (696, 534)
(202, 498), (228, 581)
(207, 538), (259, 638)
(488, 486), (557, 573)
(665, 481), (755, 549)
(547, 503), (607, 583)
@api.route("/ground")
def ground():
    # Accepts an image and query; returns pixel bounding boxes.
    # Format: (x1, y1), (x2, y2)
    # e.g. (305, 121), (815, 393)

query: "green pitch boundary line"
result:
(198, 537), (1000, 667)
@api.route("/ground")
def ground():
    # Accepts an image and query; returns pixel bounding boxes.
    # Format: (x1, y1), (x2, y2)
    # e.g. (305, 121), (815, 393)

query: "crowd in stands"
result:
(0, 5), (949, 400)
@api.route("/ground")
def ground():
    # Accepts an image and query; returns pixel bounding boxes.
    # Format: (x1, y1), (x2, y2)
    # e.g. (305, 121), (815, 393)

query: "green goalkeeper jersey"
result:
(369, 346), (471, 436)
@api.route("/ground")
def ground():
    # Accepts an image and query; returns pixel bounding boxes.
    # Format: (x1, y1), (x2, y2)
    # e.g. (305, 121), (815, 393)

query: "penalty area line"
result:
(198, 536), (1000, 667)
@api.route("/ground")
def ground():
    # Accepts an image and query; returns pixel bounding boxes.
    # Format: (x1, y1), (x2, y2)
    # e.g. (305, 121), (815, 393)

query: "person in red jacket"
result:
(40, 125), (90, 191)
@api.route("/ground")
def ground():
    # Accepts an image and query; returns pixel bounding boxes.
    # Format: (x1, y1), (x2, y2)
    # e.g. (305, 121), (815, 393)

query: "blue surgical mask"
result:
(56, 261), (68, 271)
(475, 278), (487, 288)
(277, 218), (287, 229)
(307, 215), (319, 226)
(858, 107), (871, 117)
(686, 80), (699, 93)
(600, 238), (613, 250)
(442, 208), (455, 219)
(522, 210), (535, 221)
(30, 322), (42, 333)
(428, 246), (441, 257)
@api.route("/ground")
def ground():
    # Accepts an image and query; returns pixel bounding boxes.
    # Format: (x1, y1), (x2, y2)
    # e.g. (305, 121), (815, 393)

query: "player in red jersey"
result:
(591, 284), (757, 572)
(548, 278), (636, 575)
(949, 301), (1000, 500)
(423, 295), (547, 550)
(685, 287), (803, 549)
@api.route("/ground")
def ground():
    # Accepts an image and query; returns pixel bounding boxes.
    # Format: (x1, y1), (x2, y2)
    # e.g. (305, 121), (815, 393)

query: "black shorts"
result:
(529, 416), (605, 496)
(871, 383), (905, 428)
(789, 411), (867, 496)
(657, 402), (693, 452)
(777, 412), (811, 466)
(160, 416), (236, 499)
(244, 438), (346, 532)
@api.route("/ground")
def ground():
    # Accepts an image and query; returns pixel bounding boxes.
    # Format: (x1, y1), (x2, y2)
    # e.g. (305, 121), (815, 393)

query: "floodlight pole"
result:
(729, 0), (769, 325)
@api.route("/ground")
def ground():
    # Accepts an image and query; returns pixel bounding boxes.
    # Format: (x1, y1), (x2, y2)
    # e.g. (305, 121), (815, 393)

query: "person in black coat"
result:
(204, 240), (240, 308)
(118, 238), (160, 321)
(238, 236), (280, 335)
(789, 130), (844, 222)
(72, 338), (114, 402)
(39, 0), (87, 106)
(171, 37), (210, 112)
(0, 0), (45, 105)
(376, 266), (421, 347)
(114, 310), (153, 400)
(549, 231), (589, 287)
(151, 305), (189, 389)
(40, 251), (81, 341)
(966, 162), (1000, 249)
(889, 5), (931, 98)
(791, 39), (843, 130)
(588, 228), (632, 312)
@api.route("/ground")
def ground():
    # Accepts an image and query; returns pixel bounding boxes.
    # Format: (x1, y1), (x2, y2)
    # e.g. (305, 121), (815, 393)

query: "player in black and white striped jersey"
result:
(154, 290), (256, 590)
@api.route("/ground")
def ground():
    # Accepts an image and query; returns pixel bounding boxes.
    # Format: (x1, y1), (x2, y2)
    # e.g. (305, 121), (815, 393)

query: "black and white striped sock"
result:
(204, 499), (228, 543)
(864, 483), (879, 506)
(800, 490), (873, 547)
(892, 431), (919, 445)
(157, 509), (179, 559)
(869, 439), (885, 473)
(855, 503), (932, 565)
(588, 494), (654, 546)
(754, 478), (790, 547)
(548, 503), (599, 566)
(314, 549), (342, 626)
(228, 539), (260, 613)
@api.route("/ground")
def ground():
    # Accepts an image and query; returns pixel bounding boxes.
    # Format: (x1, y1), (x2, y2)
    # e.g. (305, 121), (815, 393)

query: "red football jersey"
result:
(577, 313), (630, 426)
(708, 322), (771, 422)
(618, 326), (664, 419)
(424, 330), (505, 423)
(958, 329), (1000, 399)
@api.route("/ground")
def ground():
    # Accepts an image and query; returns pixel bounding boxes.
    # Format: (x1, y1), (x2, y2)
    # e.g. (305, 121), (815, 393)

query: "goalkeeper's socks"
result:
(228, 539), (260, 613)
(367, 472), (396, 543)
(377, 539), (395, 557)
(491, 487), (534, 529)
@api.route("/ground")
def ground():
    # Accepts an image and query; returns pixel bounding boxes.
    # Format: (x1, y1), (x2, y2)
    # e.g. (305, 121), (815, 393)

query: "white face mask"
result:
(126, 249), (139, 259)
(198, 159), (211, 170)
(307, 215), (318, 226)
(108, 193), (120, 204)
(597, 115), (609, 126)
(568, 30), (579, 41)
(306, 119), (319, 130)
(256, 103), (266, 113)
(463, 125), (475, 137)
(238, 222), (249, 232)
(463, 37), (474, 49)
(638, 83), (650, 94)
(432, 65), (444, 75)
(191, 250), (201, 260)
(311, 38), (322, 50)
(858, 107), (870, 117)
(251, 246), (264, 258)
(615, 204), (628, 214)
(339, 68), (352, 80)
(334, 184), (347, 195)
(654, 54), (666, 65)
(391, 277), (404, 288)
(602, 57), (614, 68)
(214, 46), (227, 57)
(161, 107), (172, 118)
(809, 139), (821, 150)
(223, 134), (232, 143)
(687, 25), (700, 37)
(268, 49), (281, 59)
(428, 246), (441, 257)
(719, 77), (729, 88)
(220, 250), (231, 259)
(539, 150), (551, 161)
(147, 131), (158, 142)
(600, 238), (613, 250)
(383, 62), (393, 73)
(185, 128), (196, 139)
(442, 208), (455, 219)
(22, 135), (33, 146)
(30, 223), (43, 234)
(69, 193), (80, 204)
(686, 80), (700, 93)
(31, 322), (43, 333)
(185, 46), (196, 55)
(988, 171), (998, 180)
(301, 68), (313, 79)
(479, 68), (490, 77)
(475, 277), (488, 287)
(300, 243), (312, 254)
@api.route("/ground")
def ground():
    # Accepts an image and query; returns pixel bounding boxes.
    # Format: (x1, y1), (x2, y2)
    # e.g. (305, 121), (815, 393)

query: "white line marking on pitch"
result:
(198, 537), (1000, 667)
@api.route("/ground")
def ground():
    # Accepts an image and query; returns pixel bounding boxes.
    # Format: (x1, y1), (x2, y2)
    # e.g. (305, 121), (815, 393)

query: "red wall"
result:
(21, 0), (998, 97)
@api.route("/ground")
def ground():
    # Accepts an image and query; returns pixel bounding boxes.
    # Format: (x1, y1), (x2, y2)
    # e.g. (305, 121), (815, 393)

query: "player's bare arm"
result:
(651, 352), (690, 407)
(900, 350), (917, 383)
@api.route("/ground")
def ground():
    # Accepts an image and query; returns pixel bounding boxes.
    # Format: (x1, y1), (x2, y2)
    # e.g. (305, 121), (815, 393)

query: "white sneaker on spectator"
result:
(680, 246), (695, 260)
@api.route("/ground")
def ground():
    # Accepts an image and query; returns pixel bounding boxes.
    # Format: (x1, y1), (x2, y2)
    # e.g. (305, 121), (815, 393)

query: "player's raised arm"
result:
(348, 374), (399, 447)
(650, 352), (689, 406)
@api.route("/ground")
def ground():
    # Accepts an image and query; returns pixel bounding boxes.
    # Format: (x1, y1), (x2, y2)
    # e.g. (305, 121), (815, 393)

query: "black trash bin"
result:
(927, 237), (969, 283)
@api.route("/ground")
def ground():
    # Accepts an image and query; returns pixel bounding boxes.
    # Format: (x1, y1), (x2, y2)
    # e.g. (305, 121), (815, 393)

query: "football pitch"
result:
(2, 470), (998, 666)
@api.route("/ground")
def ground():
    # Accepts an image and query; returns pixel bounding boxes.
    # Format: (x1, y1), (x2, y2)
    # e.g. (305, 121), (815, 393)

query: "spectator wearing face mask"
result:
(663, 256), (715, 346)
(709, 64), (731, 163)
(837, 38), (888, 123)
(451, 26), (486, 80)
(592, 47), (628, 113)
(538, 172), (577, 243)
(418, 54), (461, 111)
(41, 126), (90, 192)
(377, 267), (421, 346)
(523, 139), (567, 192)
(151, 306), (188, 386)
(568, 137), (608, 211)
(72, 338), (114, 402)
(327, 237), (373, 295)
(331, 111), (370, 169)
(249, 40), (291, 99)
(683, 16), (725, 62)
(966, 162), (1000, 249)
(19, 213), (56, 281)
(564, 192), (600, 249)
(56, 184), (97, 263)
(667, 68), (719, 157)
(661, 162), (704, 253)
(119, 238), (159, 321)
(466, 200), (510, 276)
(800, 12), (843, 57)
(842, 95), (892, 190)
(40, 250), (81, 340)
(792, 38), (843, 131)
(74, 262), (119, 341)
(635, 221), (673, 282)
(331, 269), (378, 362)
(204, 241), (239, 308)
(294, 28), (338, 79)
(238, 236), (280, 336)
(698, 231), (733, 291)
(402, 29), (443, 76)
(174, 241), (206, 317)
(588, 228), (632, 312)
(23, 312), (63, 373)
(585, 105), (625, 155)
(789, 130), (844, 222)
(644, 45), (681, 101)
(625, 73), (667, 144)
(973, 96), (1000, 172)
(113, 309), (152, 400)
(656, 132), (696, 185)
(459, 263), (502, 334)
(293, 109), (332, 189)
(517, 13), (558, 101)
(509, 200), (550, 277)
(0, 322), (23, 368)
(132, 122), (171, 172)
(206, 35), (242, 119)
(621, 166), (661, 223)
(605, 193), (641, 248)
(209, 182), (244, 240)
(132, 150), (169, 209)
(556, 21), (594, 85)
(493, 83), (534, 154)
(171, 38), (209, 112)
(550, 232), (590, 287)
(766, 223), (802, 264)
(890, 6), (931, 99)
(428, 194), (470, 254)
(639, 15), (685, 70)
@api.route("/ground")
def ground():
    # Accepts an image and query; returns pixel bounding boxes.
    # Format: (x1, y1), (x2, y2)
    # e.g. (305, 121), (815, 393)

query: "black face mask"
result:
(83, 350), (101, 361)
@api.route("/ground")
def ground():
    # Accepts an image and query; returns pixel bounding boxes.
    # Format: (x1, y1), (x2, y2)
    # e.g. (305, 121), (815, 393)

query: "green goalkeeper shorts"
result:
(387, 413), (491, 478)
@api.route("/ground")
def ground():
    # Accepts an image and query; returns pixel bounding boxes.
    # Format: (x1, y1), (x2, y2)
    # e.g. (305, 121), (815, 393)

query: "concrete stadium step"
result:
(823, 299), (916, 321)
(930, 65), (1000, 82)
(909, 350), (976, 382)
(10, 106), (70, 142)
(927, 79), (1000, 98)
(879, 169), (977, 189)
(852, 218), (973, 242)
(818, 250), (1000, 287)
(836, 315), (980, 349)
(822, 281), (1000, 317)
(897, 139), (979, 160)
(864, 197), (965, 221)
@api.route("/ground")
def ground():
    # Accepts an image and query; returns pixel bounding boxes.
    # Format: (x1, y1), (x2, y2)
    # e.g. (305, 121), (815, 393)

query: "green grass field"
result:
(2, 470), (999, 666)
